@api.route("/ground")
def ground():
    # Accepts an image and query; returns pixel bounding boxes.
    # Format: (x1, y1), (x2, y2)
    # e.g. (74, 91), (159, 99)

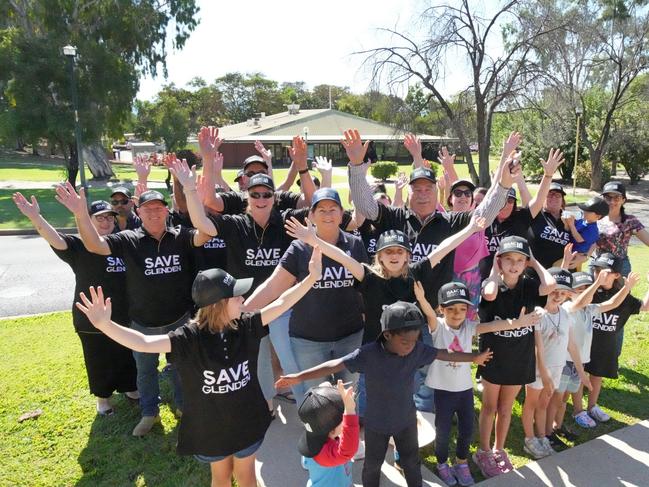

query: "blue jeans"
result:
(290, 329), (363, 392)
(257, 310), (306, 401)
(131, 313), (188, 417)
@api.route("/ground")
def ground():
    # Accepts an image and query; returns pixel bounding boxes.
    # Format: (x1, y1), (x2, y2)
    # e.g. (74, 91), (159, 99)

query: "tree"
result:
(134, 93), (190, 153)
(359, 0), (554, 185)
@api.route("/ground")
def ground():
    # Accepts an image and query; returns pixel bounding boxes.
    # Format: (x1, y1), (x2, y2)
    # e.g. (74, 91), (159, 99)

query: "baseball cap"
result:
(450, 179), (476, 193)
(297, 385), (344, 458)
(378, 301), (425, 341)
(507, 187), (518, 200)
(601, 181), (626, 198)
(110, 186), (132, 199)
(242, 154), (268, 171)
(311, 188), (342, 210)
(409, 167), (436, 184)
(438, 282), (473, 307)
(234, 169), (245, 183)
(572, 272), (594, 289)
(548, 182), (566, 195)
(376, 230), (411, 253)
(496, 235), (530, 258)
(548, 267), (573, 290)
(138, 190), (168, 207)
(191, 268), (253, 308)
(591, 252), (623, 274)
(247, 174), (275, 191)
(578, 196), (609, 217)
(89, 200), (117, 217)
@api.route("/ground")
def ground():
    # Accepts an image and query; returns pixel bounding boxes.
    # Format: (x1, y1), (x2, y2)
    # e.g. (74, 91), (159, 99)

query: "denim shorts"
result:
(194, 439), (263, 463)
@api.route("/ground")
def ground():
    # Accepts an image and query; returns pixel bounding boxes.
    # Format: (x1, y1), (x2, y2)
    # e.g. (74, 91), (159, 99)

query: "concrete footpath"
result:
(255, 398), (444, 486)
(477, 420), (649, 487)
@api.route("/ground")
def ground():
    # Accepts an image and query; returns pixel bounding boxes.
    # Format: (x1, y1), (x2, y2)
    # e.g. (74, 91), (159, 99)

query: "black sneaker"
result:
(557, 425), (579, 441)
(547, 432), (568, 449)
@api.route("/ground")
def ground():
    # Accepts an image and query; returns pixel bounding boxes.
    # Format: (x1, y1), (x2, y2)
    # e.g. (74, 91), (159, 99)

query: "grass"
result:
(2, 248), (648, 485)
(420, 244), (649, 481)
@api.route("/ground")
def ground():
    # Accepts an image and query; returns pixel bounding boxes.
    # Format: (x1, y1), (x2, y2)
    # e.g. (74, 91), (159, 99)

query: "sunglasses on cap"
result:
(111, 198), (129, 206)
(249, 191), (274, 199)
(452, 189), (472, 198)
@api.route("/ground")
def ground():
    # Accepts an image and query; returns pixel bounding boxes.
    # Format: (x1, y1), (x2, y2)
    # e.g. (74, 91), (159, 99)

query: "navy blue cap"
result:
(311, 188), (342, 210)
(89, 200), (117, 216)
(409, 167), (436, 184)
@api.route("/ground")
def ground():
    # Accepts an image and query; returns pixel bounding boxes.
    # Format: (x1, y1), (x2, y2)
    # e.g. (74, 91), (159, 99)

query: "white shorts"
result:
(529, 365), (563, 390)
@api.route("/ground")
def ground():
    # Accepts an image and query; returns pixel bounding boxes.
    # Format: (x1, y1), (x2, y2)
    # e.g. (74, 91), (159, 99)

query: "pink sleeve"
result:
(312, 414), (360, 467)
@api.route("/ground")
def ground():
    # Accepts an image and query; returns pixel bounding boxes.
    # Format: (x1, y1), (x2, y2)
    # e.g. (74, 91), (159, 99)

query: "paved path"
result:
(477, 420), (649, 486)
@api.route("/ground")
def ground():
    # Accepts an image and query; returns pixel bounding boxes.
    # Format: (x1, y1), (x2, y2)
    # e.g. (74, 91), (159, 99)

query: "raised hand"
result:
(55, 181), (87, 216)
(403, 133), (422, 160)
(469, 215), (487, 233)
(414, 281), (434, 317)
(214, 151), (224, 172)
(133, 154), (152, 181)
(135, 181), (148, 198)
(167, 156), (197, 190)
(595, 268), (612, 285)
(12, 192), (41, 220)
(308, 245), (323, 280)
(313, 156), (332, 176)
(561, 243), (578, 269)
(341, 129), (370, 165)
(336, 379), (356, 413)
(75, 286), (112, 330)
(254, 140), (272, 167)
(517, 306), (543, 328)
(503, 132), (522, 156)
(395, 172), (408, 191)
(285, 216), (317, 245)
(196, 174), (211, 205)
(540, 148), (565, 177)
(438, 146), (455, 169)
(624, 271), (640, 288)
(198, 126), (223, 157)
(289, 135), (308, 171)
(473, 348), (493, 366)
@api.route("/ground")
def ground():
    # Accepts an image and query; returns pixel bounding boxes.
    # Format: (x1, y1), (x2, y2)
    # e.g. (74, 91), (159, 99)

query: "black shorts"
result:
(78, 332), (137, 397)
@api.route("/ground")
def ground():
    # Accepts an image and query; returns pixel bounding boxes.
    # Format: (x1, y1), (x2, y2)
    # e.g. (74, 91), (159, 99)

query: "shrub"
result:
(574, 159), (611, 188)
(370, 161), (399, 181)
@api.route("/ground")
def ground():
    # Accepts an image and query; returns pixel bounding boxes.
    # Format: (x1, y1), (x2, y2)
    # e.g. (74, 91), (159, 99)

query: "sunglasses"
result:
(93, 214), (114, 222)
(249, 191), (274, 199)
(603, 194), (622, 201)
(452, 189), (473, 198)
(111, 199), (129, 206)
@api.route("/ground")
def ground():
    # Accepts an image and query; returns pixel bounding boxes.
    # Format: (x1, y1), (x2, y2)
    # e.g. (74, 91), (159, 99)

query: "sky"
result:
(136, 0), (420, 101)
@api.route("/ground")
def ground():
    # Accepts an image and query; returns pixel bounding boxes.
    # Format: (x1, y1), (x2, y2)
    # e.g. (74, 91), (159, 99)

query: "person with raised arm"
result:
(76, 248), (323, 487)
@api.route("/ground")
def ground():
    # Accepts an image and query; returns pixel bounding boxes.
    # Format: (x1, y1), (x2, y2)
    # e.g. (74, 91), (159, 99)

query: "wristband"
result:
(543, 174), (552, 179)
(298, 169), (309, 175)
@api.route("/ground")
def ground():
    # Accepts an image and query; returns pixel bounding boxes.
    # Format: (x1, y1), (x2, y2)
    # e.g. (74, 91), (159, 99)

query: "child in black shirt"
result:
(75, 250), (323, 487)
(276, 300), (492, 487)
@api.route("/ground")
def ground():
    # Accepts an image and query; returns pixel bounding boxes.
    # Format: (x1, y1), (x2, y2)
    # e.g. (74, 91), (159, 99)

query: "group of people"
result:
(12, 127), (649, 487)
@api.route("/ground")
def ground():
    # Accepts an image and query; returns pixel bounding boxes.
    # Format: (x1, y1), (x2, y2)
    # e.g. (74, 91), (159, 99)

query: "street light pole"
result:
(572, 107), (583, 197)
(63, 45), (87, 196)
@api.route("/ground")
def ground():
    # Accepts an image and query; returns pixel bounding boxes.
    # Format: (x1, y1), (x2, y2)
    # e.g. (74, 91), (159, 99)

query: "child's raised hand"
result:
(517, 306), (543, 328)
(336, 380), (356, 414)
(414, 281), (435, 316)
(469, 215), (486, 233)
(624, 272), (640, 288)
(561, 243), (577, 269)
(75, 286), (112, 330)
(308, 245), (323, 280)
(595, 268), (612, 284)
(285, 216), (317, 245)
(275, 375), (300, 390)
(473, 348), (493, 365)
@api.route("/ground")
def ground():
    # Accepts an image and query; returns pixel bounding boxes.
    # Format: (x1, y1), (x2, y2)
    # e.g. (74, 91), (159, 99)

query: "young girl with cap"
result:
(12, 193), (138, 416)
(475, 235), (556, 477)
(298, 381), (359, 487)
(417, 281), (542, 486)
(75, 248), (322, 487)
(277, 301), (493, 487)
(520, 268), (592, 460)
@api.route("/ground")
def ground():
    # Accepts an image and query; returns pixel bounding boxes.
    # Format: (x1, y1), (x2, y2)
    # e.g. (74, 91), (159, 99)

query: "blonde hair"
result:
(194, 299), (238, 334)
(370, 248), (410, 279)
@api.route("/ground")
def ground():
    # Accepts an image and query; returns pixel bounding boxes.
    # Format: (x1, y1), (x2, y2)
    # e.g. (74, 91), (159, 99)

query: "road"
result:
(0, 235), (75, 318)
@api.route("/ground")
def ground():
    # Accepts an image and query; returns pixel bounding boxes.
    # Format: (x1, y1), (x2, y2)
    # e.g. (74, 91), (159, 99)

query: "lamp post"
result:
(62, 45), (87, 196)
(572, 107), (583, 196)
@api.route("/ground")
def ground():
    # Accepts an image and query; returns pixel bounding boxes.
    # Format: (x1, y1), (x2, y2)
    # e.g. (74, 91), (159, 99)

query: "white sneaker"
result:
(539, 436), (555, 456)
(353, 439), (365, 460)
(588, 405), (610, 422)
(523, 437), (548, 459)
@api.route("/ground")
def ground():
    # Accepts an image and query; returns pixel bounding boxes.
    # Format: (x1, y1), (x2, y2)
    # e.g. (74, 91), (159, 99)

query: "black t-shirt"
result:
(219, 190), (301, 215)
(281, 231), (369, 341)
(355, 219), (381, 260)
(105, 225), (198, 326)
(209, 209), (300, 295)
(370, 205), (473, 287)
(355, 259), (441, 344)
(52, 234), (129, 333)
(478, 276), (543, 385)
(528, 210), (571, 269)
(168, 311), (271, 456)
(480, 207), (533, 279)
(585, 288), (641, 378)
(196, 235), (228, 272)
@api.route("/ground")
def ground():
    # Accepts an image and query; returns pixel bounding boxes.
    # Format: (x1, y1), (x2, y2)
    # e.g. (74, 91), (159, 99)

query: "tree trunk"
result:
(67, 142), (79, 187)
(589, 149), (603, 191)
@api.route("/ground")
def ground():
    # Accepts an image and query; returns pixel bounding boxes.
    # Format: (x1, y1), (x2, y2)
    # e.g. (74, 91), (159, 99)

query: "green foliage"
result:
(370, 161), (399, 180)
(574, 159), (611, 188)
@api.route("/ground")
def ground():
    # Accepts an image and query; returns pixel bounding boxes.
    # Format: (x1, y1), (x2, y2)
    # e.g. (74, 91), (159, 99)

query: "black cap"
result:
(438, 282), (473, 307)
(548, 267), (573, 290)
(234, 169), (245, 182)
(138, 190), (168, 207)
(297, 385), (344, 458)
(191, 268), (253, 308)
(311, 188), (342, 210)
(247, 174), (275, 191)
(601, 181), (626, 198)
(243, 155), (268, 171)
(89, 200), (117, 217)
(507, 187), (518, 200)
(450, 179), (476, 193)
(578, 196), (609, 217)
(409, 167), (436, 184)
(591, 252), (623, 274)
(378, 301), (425, 341)
(572, 272), (594, 289)
(376, 230), (411, 253)
(548, 182), (566, 195)
(496, 235), (530, 258)
(110, 186), (131, 198)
